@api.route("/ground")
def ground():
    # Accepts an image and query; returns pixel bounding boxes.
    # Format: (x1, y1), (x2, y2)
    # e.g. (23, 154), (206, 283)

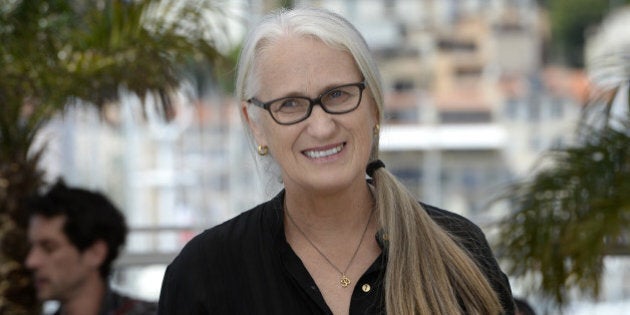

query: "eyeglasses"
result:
(248, 81), (366, 125)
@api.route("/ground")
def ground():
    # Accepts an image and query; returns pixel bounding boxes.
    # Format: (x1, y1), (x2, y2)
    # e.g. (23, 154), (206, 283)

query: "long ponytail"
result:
(371, 166), (503, 314)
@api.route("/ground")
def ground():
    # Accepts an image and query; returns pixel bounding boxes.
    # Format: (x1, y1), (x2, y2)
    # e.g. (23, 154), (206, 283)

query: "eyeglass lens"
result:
(269, 84), (363, 124)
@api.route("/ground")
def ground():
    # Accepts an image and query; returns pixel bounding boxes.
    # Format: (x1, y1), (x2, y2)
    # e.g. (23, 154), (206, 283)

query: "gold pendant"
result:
(340, 274), (351, 288)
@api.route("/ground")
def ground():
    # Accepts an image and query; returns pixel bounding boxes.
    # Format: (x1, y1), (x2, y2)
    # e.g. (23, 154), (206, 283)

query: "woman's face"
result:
(244, 35), (379, 194)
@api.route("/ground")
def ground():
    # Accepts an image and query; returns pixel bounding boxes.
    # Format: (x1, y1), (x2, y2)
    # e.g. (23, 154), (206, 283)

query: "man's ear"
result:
(84, 239), (108, 268)
(241, 102), (267, 147)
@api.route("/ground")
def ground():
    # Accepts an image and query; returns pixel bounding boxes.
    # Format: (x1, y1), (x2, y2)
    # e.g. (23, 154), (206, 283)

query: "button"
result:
(361, 284), (371, 292)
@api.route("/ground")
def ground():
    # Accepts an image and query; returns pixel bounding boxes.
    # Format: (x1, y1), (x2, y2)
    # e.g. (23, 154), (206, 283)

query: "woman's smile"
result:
(302, 142), (345, 159)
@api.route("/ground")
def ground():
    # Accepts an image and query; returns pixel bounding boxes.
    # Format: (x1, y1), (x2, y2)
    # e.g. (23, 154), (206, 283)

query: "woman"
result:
(158, 7), (514, 315)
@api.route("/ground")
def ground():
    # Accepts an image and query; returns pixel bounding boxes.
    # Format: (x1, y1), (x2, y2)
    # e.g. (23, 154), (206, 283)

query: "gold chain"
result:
(284, 198), (374, 288)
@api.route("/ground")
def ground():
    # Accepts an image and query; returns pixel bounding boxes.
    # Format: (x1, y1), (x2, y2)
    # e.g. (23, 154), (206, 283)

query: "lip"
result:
(33, 276), (49, 288)
(302, 142), (346, 160)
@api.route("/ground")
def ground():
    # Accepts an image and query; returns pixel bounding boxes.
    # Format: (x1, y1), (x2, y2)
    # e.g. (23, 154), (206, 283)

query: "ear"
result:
(365, 87), (380, 127)
(84, 239), (108, 268)
(241, 101), (267, 147)
(372, 105), (380, 127)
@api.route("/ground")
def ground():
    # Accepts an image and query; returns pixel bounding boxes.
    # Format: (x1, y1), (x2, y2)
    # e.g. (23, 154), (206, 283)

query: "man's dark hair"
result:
(27, 179), (128, 279)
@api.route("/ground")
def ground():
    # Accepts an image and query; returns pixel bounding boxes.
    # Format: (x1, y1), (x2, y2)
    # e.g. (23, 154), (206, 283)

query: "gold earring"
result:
(257, 145), (268, 156)
(373, 124), (380, 136)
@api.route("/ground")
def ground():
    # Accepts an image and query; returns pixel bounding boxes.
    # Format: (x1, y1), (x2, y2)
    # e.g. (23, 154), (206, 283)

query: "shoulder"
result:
(185, 196), (281, 255)
(108, 290), (157, 315)
(421, 202), (494, 265)
(158, 195), (283, 313)
(168, 201), (272, 270)
(421, 203), (486, 241)
(421, 203), (495, 270)
(421, 203), (516, 314)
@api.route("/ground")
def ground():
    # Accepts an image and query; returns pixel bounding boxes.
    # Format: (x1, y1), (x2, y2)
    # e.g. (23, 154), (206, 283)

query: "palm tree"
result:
(495, 77), (629, 310)
(494, 6), (630, 310)
(0, 1), (230, 313)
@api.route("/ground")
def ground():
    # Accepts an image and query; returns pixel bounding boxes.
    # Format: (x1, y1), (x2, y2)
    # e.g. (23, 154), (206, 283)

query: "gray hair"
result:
(235, 7), (383, 160)
(233, 7), (503, 314)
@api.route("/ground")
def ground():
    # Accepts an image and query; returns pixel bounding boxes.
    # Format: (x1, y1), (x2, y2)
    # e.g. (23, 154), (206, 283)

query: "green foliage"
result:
(0, 147), (45, 315)
(0, 1), (230, 313)
(496, 85), (630, 307)
(63, 0), (225, 107)
(545, 0), (630, 67)
(277, 0), (295, 9)
(0, 0), (73, 140)
(1, 1), (75, 310)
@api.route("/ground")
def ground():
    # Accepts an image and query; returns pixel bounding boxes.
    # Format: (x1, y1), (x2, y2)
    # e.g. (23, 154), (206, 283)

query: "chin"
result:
(37, 292), (51, 301)
(309, 175), (356, 192)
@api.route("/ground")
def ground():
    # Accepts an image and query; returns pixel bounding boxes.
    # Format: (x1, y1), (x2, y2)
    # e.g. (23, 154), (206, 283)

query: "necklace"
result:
(284, 199), (374, 288)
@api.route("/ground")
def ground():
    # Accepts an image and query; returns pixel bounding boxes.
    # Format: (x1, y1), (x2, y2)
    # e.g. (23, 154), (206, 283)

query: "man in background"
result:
(25, 180), (156, 315)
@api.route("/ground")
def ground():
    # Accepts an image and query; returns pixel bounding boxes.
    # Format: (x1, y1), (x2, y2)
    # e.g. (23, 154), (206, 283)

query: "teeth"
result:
(305, 144), (344, 158)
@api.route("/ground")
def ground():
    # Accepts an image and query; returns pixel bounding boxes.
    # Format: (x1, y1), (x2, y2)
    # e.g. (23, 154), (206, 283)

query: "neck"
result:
(284, 182), (374, 232)
(59, 275), (106, 315)
(283, 181), (381, 294)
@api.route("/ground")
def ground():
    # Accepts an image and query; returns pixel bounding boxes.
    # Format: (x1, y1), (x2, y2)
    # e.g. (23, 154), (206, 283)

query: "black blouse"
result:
(158, 191), (515, 314)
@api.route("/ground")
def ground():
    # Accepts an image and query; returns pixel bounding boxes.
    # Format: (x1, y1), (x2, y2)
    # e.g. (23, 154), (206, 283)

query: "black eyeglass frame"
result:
(247, 81), (366, 125)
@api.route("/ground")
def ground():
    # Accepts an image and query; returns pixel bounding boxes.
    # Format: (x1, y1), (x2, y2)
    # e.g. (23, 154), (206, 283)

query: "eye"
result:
(328, 89), (349, 99)
(323, 88), (352, 105)
(274, 98), (306, 113)
(40, 240), (60, 254)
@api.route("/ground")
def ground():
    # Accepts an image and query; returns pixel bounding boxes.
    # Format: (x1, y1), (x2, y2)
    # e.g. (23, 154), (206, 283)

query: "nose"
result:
(306, 105), (336, 137)
(25, 248), (41, 270)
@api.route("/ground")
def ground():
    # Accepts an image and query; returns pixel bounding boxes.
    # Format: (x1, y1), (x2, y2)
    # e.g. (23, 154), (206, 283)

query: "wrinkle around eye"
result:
(274, 98), (308, 113)
(324, 91), (352, 105)
(328, 90), (346, 99)
(39, 240), (61, 254)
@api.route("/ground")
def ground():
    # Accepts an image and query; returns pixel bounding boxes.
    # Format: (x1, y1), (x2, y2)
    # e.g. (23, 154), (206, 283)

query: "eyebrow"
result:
(269, 80), (363, 100)
(30, 237), (61, 247)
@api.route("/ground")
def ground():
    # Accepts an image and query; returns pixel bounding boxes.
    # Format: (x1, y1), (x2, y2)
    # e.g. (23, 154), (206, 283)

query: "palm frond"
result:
(495, 82), (630, 307)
